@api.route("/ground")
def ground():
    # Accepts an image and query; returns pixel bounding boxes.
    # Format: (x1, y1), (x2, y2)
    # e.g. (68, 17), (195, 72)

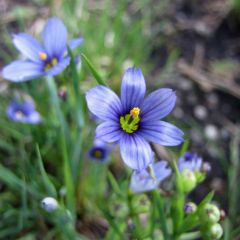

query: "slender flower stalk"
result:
(2, 17), (83, 82)
(86, 67), (184, 170)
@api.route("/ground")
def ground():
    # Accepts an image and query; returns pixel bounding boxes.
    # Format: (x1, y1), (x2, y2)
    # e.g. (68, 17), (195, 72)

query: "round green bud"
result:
(109, 198), (128, 218)
(184, 202), (197, 214)
(181, 169), (197, 193)
(204, 223), (223, 239)
(199, 203), (221, 224)
(131, 194), (150, 214)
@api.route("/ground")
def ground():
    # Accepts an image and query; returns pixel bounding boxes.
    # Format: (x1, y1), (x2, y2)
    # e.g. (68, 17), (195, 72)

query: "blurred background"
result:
(0, 0), (240, 239)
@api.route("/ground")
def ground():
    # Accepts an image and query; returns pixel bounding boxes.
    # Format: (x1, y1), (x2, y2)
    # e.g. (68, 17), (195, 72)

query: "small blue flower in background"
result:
(88, 138), (111, 162)
(178, 152), (203, 172)
(86, 67), (184, 170)
(7, 99), (41, 124)
(130, 160), (172, 193)
(2, 17), (83, 82)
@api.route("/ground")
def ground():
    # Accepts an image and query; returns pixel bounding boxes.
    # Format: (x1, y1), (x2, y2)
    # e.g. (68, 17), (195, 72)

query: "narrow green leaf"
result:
(107, 171), (122, 196)
(81, 53), (107, 86)
(0, 163), (41, 198)
(36, 144), (57, 197)
(197, 191), (214, 211)
(68, 47), (85, 128)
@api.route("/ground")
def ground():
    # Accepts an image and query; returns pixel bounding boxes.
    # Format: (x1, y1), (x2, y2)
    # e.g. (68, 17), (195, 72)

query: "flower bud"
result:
(184, 202), (197, 214)
(58, 86), (67, 101)
(204, 223), (223, 239)
(41, 197), (58, 212)
(181, 169), (197, 192)
(220, 209), (226, 221)
(109, 196), (128, 218)
(201, 162), (211, 173)
(131, 194), (150, 213)
(199, 203), (220, 224)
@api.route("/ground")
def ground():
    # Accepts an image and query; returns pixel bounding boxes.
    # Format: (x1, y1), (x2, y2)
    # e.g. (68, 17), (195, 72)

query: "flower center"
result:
(39, 52), (58, 71)
(93, 150), (103, 158)
(120, 107), (140, 133)
(44, 58), (58, 72)
(15, 110), (25, 120)
(39, 52), (47, 61)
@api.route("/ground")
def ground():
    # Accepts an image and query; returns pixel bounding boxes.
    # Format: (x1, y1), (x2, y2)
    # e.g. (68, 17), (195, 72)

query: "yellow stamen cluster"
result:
(44, 58), (58, 72)
(94, 150), (102, 158)
(130, 107), (140, 118)
(39, 52), (47, 61)
(120, 107), (141, 134)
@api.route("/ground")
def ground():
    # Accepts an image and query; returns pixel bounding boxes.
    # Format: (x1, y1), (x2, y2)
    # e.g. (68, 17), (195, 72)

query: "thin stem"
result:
(127, 192), (143, 239)
(46, 77), (75, 220)
(179, 231), (201, 240)
(152, 190), (170, 240)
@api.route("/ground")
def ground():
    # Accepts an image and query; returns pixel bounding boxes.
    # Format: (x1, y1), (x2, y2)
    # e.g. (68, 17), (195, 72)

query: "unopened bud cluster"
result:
(199, 203), (223, 240)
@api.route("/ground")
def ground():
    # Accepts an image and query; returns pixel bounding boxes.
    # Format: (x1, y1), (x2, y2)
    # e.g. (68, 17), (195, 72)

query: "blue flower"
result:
(88, 138), (111, 162)
(178, 152), (203, 172)
(2, 17), (83, 82)
(86, 67), (184, 170)
(7, 99), (41, 124)
(130, 160), (172, 193)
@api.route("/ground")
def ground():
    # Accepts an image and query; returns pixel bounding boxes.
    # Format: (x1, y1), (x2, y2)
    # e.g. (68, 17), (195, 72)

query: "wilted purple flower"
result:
(88, 138), (111, 162)
(2, 17), (83, 82)
(86, 67), (184, 170)
(7, 99), (41, 124)
(130, 161), (172, 193)
(178, 152), (203, 172)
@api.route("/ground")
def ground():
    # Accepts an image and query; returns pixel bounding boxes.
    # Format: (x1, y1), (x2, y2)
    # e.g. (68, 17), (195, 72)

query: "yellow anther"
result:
(130, 107), (140, 118)
(39, 52), (47, 61)
(94, 150), (102, 158)
(51, 58), (58, 66)
(44, 63), (51, 72)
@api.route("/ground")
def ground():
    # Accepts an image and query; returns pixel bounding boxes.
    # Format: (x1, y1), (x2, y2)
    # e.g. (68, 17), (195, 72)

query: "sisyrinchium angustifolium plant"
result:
(0, 15), (225, 240)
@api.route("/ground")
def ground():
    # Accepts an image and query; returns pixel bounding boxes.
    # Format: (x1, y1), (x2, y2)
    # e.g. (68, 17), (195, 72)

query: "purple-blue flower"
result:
(2, 17), (83, 82)
(178, 152), (203, 172)
(86, 67), (184, 170)
(7, 99), (41, 124)
(130, 161), (172, 193)
(88, 138), (111, 162)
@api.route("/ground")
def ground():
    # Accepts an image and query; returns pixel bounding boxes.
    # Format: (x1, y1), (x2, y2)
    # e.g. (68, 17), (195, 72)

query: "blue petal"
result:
(68, 37), (83, 50)
(26, 112), (41, 124)
(96, 121), (123, 143)
(86, 85), (123, 121)
(46, 57), (70, 76)
(141, 88), (176, 122)
(130, 161), (172, 193)
(139, 120), (184, 146)
(2, 60), (43, 82)
(121, 67), (146, 112)
(12, 33), (45, 62)
(120, 134), (152, 170)
(153, 161), (172, 182)
(130, 169), (158, 193)
(42, 17), (67, 58)
(178, 152), (202, 172)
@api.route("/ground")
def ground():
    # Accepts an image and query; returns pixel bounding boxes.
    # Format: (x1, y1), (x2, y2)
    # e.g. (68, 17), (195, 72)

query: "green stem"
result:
(153, 190), (170, 240)
(179, 231), (201, 240)
(46, 77), (76, 220)
(128, 192), (143, 239)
